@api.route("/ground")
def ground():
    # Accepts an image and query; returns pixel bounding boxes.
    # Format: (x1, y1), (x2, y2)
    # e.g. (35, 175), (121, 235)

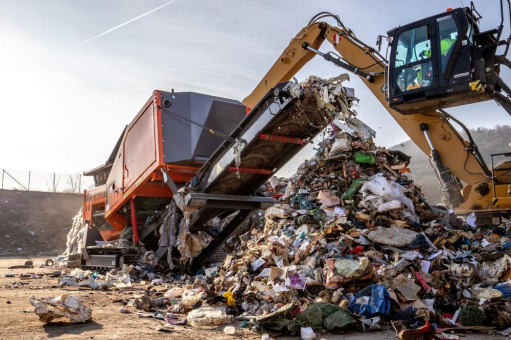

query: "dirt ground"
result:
(0, 256), (505, 340)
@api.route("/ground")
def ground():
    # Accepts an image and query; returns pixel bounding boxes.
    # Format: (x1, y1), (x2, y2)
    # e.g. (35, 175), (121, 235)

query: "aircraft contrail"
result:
(47, 0), (175, 60)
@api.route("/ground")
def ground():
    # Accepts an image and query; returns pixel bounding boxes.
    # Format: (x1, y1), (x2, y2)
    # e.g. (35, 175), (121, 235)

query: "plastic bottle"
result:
(342, 178), (365, 200)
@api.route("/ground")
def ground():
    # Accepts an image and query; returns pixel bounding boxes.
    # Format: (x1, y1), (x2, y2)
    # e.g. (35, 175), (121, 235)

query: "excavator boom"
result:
(243, 13), (507, 212)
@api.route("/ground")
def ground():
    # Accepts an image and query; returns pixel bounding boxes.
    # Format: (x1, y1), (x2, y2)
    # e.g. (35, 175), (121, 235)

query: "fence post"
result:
(1, 170), (3, 189)
(53, 173), (56, 193)
(28, 171), (31, 191)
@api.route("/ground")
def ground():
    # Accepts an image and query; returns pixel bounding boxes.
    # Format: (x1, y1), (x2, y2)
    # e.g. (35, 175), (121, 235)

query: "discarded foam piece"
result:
(181, 289), (204, 310)
(473, 287), (503, 301)
(366, 226), (418, 247)
(186, 306), (234, 327)
(223, 326), (236, 334)
(265, 204), (293, 219)
(328, 257), (372, 278)
(391, 274), (421, 302)
(318, 190), (340, 207)
(164, 287), (185, 299)
(29, 294), (92, 323)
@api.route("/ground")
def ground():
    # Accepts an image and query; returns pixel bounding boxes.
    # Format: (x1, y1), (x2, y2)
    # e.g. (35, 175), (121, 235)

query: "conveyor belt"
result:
(193, 81), (335, 196)
(182, 80), (350, 272)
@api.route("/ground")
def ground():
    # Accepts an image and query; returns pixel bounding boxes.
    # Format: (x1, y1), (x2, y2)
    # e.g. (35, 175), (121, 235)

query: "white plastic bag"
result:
(301, 327), (316, 340)
(328, 137), (350, 156)
(377, 200), (402, 212)
(360, 173), (415, 213)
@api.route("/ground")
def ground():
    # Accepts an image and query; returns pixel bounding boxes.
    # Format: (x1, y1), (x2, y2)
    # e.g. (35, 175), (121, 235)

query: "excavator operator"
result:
(408, 32), (456, 90)
(419, 32), (456, 62)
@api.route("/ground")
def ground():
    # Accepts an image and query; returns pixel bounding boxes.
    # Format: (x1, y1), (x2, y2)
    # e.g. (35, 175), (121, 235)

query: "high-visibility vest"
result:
(441, 38), (455, 56)
(421, 37), (455, 59)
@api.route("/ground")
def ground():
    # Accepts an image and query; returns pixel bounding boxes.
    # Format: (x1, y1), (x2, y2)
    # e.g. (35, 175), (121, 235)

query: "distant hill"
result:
(391, 125), (511, 205)
(0, 190), (82, 255)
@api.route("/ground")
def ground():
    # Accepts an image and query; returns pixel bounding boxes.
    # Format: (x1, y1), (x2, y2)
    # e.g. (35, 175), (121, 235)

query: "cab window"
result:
(437, 16), (458, 72)
(394, 25), (431, 67)
(397, 61), (433, 92)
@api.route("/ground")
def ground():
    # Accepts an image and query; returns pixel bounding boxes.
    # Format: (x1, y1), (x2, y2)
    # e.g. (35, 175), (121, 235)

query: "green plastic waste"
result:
(323, 310), (356, 331)
(312, 208), (327, 221)
(354, 152), (375, 165)
(296, 215), (308, 225)
(256, 303), (297, 336)
(291, 303), (355, 333)
(342, 178), (365, 200)
(291, 195), (314, 210)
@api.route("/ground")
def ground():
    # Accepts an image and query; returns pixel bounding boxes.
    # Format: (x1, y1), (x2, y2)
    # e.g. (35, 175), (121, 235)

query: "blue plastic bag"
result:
(495, 281), (511, 298)
(349, 284), (390, 317)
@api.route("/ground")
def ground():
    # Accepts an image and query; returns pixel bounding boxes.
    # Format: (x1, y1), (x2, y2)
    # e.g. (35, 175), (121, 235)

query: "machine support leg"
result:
(189, 209), (251, 273)
(130, 198), (140, 244)
(161, 167), (179, 194)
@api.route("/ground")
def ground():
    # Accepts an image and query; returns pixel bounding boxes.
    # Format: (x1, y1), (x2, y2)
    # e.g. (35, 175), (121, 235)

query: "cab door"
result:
(435, 11), (472, 88)
(389, 20), (439, 102)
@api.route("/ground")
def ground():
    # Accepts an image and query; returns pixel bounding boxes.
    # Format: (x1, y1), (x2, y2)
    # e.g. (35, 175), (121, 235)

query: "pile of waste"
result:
(205, 134), (511, 336)
(95, 127), (511, 337)
(155, 76), (511, 338)
(50, 75), (511, 339)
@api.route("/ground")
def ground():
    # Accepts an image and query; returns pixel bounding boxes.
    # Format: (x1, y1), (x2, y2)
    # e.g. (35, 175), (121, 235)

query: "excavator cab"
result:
(387, 4), (511, 115)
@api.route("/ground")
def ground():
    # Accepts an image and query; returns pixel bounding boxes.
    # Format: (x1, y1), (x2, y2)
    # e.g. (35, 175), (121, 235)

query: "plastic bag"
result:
(301, 327), (316, 340)
(377, 200), (402, 212)
(328, 137), (350, 156)
(495, 280), (511, 298)
(360, 173), (414, 212)
(349, 284), (390, 317)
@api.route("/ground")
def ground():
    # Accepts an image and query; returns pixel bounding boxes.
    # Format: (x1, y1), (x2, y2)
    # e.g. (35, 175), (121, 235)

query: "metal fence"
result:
(0, 169), (94, 193)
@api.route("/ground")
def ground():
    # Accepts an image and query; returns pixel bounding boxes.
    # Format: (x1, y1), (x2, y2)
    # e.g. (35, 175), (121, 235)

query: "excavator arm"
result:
(243, 14), (498, 211)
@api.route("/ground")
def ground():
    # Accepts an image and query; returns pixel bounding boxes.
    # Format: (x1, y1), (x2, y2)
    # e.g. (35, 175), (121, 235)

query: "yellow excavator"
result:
(243, 5), (511, 224)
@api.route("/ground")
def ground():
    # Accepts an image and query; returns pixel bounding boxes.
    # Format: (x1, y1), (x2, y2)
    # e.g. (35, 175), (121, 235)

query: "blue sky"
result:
(0, 0), (509, 175)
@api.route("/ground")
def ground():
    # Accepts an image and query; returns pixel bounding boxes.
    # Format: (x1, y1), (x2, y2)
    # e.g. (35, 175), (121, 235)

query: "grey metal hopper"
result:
(160, 91), (246, 166)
